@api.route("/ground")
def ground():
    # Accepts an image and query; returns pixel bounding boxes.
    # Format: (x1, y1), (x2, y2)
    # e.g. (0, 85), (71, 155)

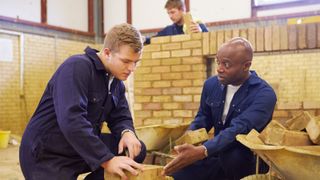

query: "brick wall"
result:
(0, 32), (101, 134)
(134, 23), (320, 127)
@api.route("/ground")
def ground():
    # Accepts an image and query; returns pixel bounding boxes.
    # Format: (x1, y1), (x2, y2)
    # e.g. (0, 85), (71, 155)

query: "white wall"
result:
(47, 0), (88, 32)
(0, 0), (41, 22)
(190, 0), (251, 23)
(132, 0), (171, 30)
(104, 0), (127, 32)
(257, 4), (320, 17)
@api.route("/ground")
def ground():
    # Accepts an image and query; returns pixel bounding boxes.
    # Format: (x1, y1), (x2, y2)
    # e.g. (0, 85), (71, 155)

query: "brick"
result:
(171, 49), (191, 57)
(209, 31), (217, 54)
(152, 66), (171, 73)
(135, 67), (151, 74)
(182, 40), (202, 49)
(152, 51), (170, 59)
(134, 110), (152, 118)
(152, 81), (171, 88)
(193, 79), (205, 86)
(277, 101), (302, 110)
(173, 95), (192, 102)
(151, 36), (171, 44)
(161, 73), (182, 80)
(288, 25), (297, 50)
(306, 116), (320, 144)
(171, 34), (191, 42)
(136, 88), (162, 95)
(162, 103), (181, 110)
(105, 164), (164, 180)
(298, 24), (307, 49)
(285, 111), (312, 131)
(175, 128), (208, 145)
(248, 28), (256, 51)
(134, 81), (151, 88)
(133, 103), (142, 110)
(135, 74), (161, 81)
(161, 58), (181, 65)
(307, 23), (317, 49)
(162, 43), (181, 50)
(183, 102), (199, 110)
(153, 110), (172, 117)
(272, 26), (280, 50)
(256, 27), (264, 52)
(143, 44), (161, 52)
(183, 87), (202, 94)
(171, 65), (191, 72)
(142, 59), (161, 66)
(272, 110), (289, 118)
(143, 118), (163, 125)
(259, 121), (313, 146)
(240, 29), (248, 39)
(303, 101), (320, 109)
(264, 26), (272, 51)
(134, 118), (143, 126)
(142, 103), (161, 110)
(142, 52), (152, 59)
(317, 23), (320, 48)
(172, 80), (192, 87)
(135, 96), (152, 103)
(173, 110), (193, 118)
(182, 72), (205, 79)
(163, 118), (183, 124)
(232, 29), (239, 37)
(152, 95), (172, 102)
(202, 32), (209, 55)
(191, 32), (202, 40)
(192, 48), (202, 56)
(182, 57), (203, 64)
(162, 88), (182, 95)
(224, 30), (232, 42)
(217, 30), (225, 47)
(280, 25), (288, 50)
(193, 95), (201, 102)
(192, 64), (205, 71)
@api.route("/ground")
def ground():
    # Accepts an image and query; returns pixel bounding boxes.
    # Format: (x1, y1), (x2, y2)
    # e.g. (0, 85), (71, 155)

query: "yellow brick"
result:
(202, 32), (209, 55)
(171, 65), (191, 72)
(172, 80), (192, 87)
(162, 88), (182, 95)
(153, 110), (172, 117)
(162, 43), (181, 50)
(171, 49), (191, 57)
(191, 33), (202, 40)
(183, 87), (203, 94)
(163, 118), (183, 124)
(171, 34), (191, 42)
(182, 72), (205, 79)
(135, 67), (151, 74)
(162, 73), (182, 80)
(134, 81), (151, 88)
(183, 102), (200, 110)
(152, 81), (171, 88)
(133, 103), (142, 110)
(182, 40), (202, 49)
(152, 51), (170, 59)
(135, 110), (152, 118)
(277, 101), (303, 110)
(193, 95), (201, 102)
(135, 96), (152, 103)
(142, 52), (152, 59)
(152, 95), (172, 102)
(136, 88), (162, 95)
(135, 74), (161, 81)
(143, 118), (162, 125)
(143, 44), (161, 52)
(152, 66), (171, 73)
(173, 110), (193, 117)
(162, 103), (182, 110)
(161, 58), (181, 65)
(151, 36), (171, 44)
(173, 95), (193, 102)
(192, 49), (202, 56)
(182, 57), (203, 64)
(142, 59), (161, 66)
(142, 103), (162, 110)
(192, 64), (205, 71)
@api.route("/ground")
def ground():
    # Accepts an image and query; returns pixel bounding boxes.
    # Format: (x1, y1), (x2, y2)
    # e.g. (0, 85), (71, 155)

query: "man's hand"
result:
(190, 21), (202, 33)
(101, 156), (144, 180)
(118, 131), (141, 159)
(162, 144), (207, 176)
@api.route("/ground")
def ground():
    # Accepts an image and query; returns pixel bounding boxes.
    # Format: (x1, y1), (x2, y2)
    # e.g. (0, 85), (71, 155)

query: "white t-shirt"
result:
(221, 84), (241, 124)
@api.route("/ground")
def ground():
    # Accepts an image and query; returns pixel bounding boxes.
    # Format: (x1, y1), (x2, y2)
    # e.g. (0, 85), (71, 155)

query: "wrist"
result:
(121, 129), (135, 137)
(201, 145), (208, 158)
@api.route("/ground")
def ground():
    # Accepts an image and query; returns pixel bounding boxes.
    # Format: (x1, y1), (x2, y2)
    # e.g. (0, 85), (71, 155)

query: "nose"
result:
(216, 64), (224, 74)
(128, 62), (136, 72)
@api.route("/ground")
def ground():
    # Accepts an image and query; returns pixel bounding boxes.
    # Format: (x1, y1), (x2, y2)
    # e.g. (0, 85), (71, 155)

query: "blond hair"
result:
(103, 23), (143, 53)
(165, 0), (185, 11)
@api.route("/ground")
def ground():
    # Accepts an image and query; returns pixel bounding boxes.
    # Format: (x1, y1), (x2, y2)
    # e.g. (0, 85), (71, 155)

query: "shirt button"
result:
(232, 104), (235, 107)
(93, 97), (97, 102)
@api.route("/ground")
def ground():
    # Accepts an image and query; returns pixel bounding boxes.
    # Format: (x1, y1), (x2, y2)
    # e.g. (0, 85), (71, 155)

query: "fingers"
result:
(162, 156), (183, 176)
(115, 169), (128, 180)
(127, 141), (141, 159)
(118, 140), (124, 154)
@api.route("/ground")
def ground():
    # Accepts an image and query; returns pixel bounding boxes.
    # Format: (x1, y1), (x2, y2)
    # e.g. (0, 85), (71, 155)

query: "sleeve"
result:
(188, 80), (214, 132)
(52, 59), (114, 171)
(107, 82), (136, 137)
(203, 86), (277, 156)
(199, 23), (208, 32)
(144, 26), (172, 45)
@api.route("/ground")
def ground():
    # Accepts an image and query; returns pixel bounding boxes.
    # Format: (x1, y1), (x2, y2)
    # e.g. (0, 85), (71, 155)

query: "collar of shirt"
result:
(84, 46), (105, 71)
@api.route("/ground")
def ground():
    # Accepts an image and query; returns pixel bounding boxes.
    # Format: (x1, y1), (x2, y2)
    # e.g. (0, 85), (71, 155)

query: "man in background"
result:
(162, 37), (277, 180)
(20, 23), (146, 180)
(145, 0), (208, 44)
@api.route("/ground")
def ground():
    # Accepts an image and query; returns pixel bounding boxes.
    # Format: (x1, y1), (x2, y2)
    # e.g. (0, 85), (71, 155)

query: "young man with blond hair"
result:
(20, 23), (146, 180)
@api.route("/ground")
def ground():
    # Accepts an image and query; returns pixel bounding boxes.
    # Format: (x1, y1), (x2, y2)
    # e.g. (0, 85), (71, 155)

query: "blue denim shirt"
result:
(22, 47), (135, 171)
(145, 23), (208, 44)
(189, 71), (277, 156)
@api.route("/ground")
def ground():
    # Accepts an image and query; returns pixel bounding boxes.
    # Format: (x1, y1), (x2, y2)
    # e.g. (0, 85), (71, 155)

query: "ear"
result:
(103, 48), (111, 60)
(243, 61), (251, 71)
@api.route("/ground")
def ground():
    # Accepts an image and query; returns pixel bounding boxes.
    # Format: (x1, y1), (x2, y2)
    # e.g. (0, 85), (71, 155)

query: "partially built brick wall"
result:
(134, 23), (320, 127)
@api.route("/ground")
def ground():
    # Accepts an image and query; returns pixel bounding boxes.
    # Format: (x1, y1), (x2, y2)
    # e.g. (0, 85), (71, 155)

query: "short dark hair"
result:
(165, 0), (185, 11)
(103, 23), (143, 53)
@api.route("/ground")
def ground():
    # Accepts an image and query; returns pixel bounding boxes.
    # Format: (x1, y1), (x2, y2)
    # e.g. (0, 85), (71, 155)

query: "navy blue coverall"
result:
(19, 47), (146, 180)
(173, 71), (277, 180)
(145, 23), (208, 44)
